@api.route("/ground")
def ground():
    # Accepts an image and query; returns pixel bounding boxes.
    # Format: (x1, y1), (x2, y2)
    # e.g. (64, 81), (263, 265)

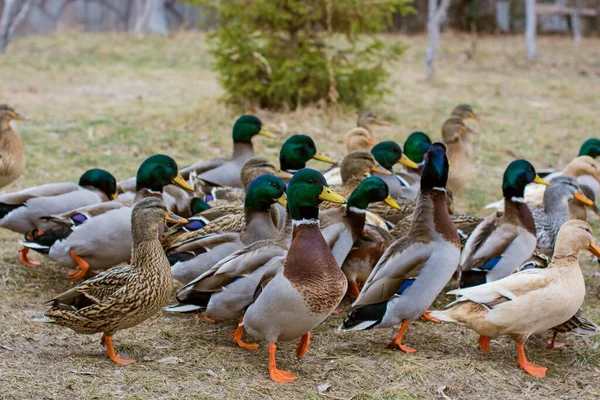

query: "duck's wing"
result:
(459, 212), (510, 271)
(180, 157), (227, 180)
(352, 240), (431, 308)
(320, 208), (355, 266)
(0, 182), (80, 204)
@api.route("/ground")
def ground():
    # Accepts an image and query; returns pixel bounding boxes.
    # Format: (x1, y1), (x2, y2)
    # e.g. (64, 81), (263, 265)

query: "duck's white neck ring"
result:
(292, 219), (320, 227)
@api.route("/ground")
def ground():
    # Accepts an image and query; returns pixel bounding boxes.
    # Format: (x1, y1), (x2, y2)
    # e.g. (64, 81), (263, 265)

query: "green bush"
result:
(185, 0), (413, 110)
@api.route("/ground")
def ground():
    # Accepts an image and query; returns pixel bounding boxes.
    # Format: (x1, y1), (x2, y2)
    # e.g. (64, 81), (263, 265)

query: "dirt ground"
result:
(0, 32), (599, 399)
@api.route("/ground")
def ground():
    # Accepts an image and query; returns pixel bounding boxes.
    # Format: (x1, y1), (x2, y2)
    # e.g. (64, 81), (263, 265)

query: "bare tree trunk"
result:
(135, 0), (168, 36)
(424, 0), (452, 80)
(524, 0), (536, 60)
(0, 0), (33, 53)
(571, 0), (582, 43)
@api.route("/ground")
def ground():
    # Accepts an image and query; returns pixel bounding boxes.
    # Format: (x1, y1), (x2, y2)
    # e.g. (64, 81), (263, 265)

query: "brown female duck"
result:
(0, 105), (28, 189)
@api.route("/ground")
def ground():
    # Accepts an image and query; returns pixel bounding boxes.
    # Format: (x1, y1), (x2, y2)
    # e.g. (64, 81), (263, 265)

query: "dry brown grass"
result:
(0, 31), (599, 399)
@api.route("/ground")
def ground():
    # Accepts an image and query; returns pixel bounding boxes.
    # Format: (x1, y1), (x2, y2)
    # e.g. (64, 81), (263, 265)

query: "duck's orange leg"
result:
(541, 332), (565, 350)
(195, 315), (220, 324)
(419, 310), (442, 324)
(296, 332), (310, 358)
(387, 320), (416, 353)
(102, 334), (135, 365)
(68, 250), (89, 280)
(232, 317), (258, 350)
(516, 343), (547, 378)
(19, 247), (40, 267)
(268, 343), (297, 383)
(479, 335), (491, 354)
(346, 281), (360, 299)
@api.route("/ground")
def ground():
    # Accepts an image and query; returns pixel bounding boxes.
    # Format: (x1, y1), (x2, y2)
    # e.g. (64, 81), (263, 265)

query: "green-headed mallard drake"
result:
(369, 141), (419, 198)
(168, 174), (287, 284)
(339, 143), (459, 353)
(459, 160), (549, 288)
(279, 134), (334, 174)
(442, 117), (476, 195)
(34, 198), (188, 364)
(21, 155), (193, 280)
(431, 220), (600, 379)
(0, 105), (28, 189)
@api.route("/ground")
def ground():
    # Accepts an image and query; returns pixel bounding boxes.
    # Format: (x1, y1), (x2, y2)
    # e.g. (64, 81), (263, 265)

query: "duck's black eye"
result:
(307, 179), (315, 184)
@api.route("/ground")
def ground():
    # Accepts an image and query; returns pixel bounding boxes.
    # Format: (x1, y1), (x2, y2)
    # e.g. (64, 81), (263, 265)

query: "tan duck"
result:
(442, 117), (476, 194)
(431, 220), (600, 378)
(0, 105), (28, 189)
(21, 155), (193, 280)
(34, 198), (188, 364)
(340, 143), (460, 353)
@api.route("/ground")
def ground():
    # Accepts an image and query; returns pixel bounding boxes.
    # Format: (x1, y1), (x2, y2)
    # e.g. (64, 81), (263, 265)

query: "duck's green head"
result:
(279, 134), (334, 171)
(348, 176), (400, 210)
(451, 104), (479, 121)
(79, 168), (118, 200)
(189, 197), (211, 215)
(232, 115), (275, 143)
(502, 160), (549, 199)
(403, 132), (432, 164)
(287, 168), (346, 220)
(244, 174), (288, 211)
(136, 154), (193, 193)
(371, 141), (418, 171)
(579, 138), (600, 159)
(420, 142), (450, 190)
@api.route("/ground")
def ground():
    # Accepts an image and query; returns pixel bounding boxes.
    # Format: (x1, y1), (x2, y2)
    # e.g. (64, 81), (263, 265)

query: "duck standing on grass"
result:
(34, 198), (188, 365)
(241, 168), (348, 383)
(340, 143), (459, 353)
(431, 220), (600, 378)
(0, 105), (29, 189)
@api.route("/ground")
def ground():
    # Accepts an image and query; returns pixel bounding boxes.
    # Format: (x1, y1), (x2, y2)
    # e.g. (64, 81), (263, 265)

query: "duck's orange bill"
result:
(371, 165), (391, 175)
(275, 170), (294, 180)
(373, 119), (390, 126)
(367, 137), (378, 146)
(470, 112), (480, 121)
(574, 190), (594, 206)
(588, 242), (600, 258)
(165, 211), (189, 225)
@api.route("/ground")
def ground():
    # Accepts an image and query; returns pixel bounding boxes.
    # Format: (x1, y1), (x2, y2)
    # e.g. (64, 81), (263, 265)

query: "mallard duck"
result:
(168, 174), (287, 284)
(320, 177), (400, 295)
(0, 105), (28, 189)
(339, 143), (460, 352)
(22, 155), (193, 280)
(279, 134), (334, 173)
(431, 220), (600, 378)
(369, 141), (419, 198)
(34, 198), (188, 364)
(569, 184), (600, 220)
(442, 117), (476, 194)
(532, 176), (593, 256)
(451, 104), (480, 121)
(459, 160), (549, 287)
(240, 168), (347, 383)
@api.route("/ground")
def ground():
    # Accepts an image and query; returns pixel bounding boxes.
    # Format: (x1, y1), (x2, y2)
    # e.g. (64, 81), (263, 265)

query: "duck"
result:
(485, 156), (600, 210)
(532, 175), (593, 256)
(458, 160), (549, 287)
(0, 169), (118, 267)
(167, 174), (288, 284)
(450, 104), (479, 159)
(430, 220), (600, 378)
(569, 184), (600, 220)
(34, 198), (188, 365)
(21, 154), (193, 280)
(0, 105), (28, 189)
(339, 143), (460, 353)
(279, 134), (334, 174)
(442, 117), (476, 194)
(369, 141), (419, 198)
(241, 168), (347, 383)
(347, 110), (388, 145)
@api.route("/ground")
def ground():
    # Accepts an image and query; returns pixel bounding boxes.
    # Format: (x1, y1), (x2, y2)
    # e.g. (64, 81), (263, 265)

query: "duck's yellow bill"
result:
(275, 170), (294, 180)
(312, 152), (334, 164)
(399, 154), (418, 169)
(165, 211), (189, 225)
(258, 128), (276, 138)
(588, 242), (600, 258)
(574, 190), (594, 206)
(384, 195), (401, 210)
(276, 193), (287, 208)
(371, 165), (391, 175)
(319, 186), (346, 204)
(373, 119), (390, 126)
(172, 173), (194, 193)
(110, 192), (118, 200)
(533, 175), (550, 186)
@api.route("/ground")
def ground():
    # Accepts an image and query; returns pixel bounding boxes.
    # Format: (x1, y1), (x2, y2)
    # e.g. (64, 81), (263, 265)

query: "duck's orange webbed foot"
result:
(19, 247), (40, 267)
(68, 250), (89, 280)
(232, 318), (258, 350)
(516, 343), (546, 378)
(195, 315), (220, 324)
(102, 334), (135, 365)
(346, 281), (360, 299)
(478, 335), (491, 354)
(296, 332), (310, 359)
(386, 320), (416, 353)
(419, 310), (442, 324)
(268, 344), (297, 383)
(541, 332), (565, 350)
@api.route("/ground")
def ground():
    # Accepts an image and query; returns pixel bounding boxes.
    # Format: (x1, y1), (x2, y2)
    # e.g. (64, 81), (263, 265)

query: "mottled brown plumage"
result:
(0, 105), (28, 189)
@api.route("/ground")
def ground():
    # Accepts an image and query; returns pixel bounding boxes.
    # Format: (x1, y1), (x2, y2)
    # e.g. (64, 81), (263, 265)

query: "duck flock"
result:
(1, 104), (599, 383)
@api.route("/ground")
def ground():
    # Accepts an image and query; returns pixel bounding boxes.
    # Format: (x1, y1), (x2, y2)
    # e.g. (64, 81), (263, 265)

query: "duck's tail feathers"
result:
(0, 202), (25, 219)
(339, 302), (387, 331)
(20, 240), (51, 255)
(428, 309), (457, 323)
(31, 314), (55, 323)
(163, 304), (204, 313)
